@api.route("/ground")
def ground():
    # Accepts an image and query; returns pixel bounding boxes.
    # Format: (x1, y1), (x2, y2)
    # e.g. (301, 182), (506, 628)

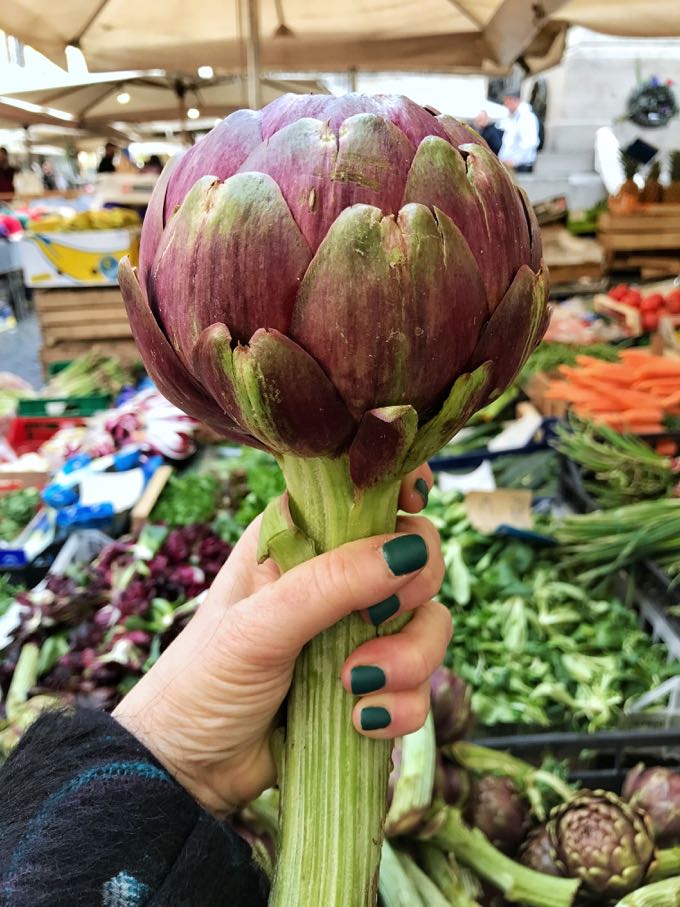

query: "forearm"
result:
(0, 708), (267, 907)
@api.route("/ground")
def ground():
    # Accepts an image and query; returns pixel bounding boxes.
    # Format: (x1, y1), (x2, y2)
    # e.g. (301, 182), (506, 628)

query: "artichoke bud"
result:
(547, 788), (656, 898)
(121, 93), (549, 480)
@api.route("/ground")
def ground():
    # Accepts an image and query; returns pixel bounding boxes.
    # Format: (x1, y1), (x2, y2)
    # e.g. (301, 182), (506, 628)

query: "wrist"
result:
(113, 697), (274, 819)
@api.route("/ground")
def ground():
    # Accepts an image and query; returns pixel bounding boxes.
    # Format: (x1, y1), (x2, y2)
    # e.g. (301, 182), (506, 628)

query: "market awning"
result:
(3, 2), (680, 81)
(0, 72), (330, 128)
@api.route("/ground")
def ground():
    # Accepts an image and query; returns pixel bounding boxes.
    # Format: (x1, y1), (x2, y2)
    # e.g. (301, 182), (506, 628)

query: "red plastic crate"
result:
(6, 416), (86, 456)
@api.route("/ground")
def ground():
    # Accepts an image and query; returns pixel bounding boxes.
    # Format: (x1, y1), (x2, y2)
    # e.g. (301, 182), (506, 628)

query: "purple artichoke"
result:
(464, 774), (530, 856)
(433, 753), (470, 808)
(519, 825), (564, 877)
(548, 789), (656, 898)
(430, 666), (473, 745)
(623, 763), (680, 847)
(121, 93), (548, 483)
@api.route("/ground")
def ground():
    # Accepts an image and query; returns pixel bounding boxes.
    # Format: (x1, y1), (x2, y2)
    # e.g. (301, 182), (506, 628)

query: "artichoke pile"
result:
(348, 668), (680, 906)
(122, 92), (548, 480)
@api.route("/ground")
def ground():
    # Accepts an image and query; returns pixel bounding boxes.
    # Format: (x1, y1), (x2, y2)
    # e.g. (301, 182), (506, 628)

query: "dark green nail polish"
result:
(382, 534), (428, 576)
(351, 665), (386, 695)
(414, 477), (429, 507)
(367, 594), (399, 626)
(361, 706), (391, 731)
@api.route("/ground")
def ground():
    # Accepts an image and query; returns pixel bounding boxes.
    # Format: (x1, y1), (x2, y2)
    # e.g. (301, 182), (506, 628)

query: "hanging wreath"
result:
(627, 76), (678, 129)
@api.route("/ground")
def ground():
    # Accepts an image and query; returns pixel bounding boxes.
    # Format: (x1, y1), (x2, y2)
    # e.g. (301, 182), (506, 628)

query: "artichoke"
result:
(121, 92), (548, 480)
(434, 753), (471, 808)
(430, 666), (474, 745)
(120, 92), (549, 907)
(623, 763), (680, 847)
(548, 789), (656, 898)
(464, 774), (531, 856)
(519, 825), (564, 877)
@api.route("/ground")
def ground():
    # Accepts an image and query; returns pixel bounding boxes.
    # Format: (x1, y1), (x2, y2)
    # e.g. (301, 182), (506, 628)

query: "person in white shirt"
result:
(499, 91), (540, 173)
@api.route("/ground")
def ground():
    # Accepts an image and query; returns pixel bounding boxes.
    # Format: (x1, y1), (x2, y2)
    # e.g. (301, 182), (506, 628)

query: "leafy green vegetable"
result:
(211, 449), (285, 543)
(151, 473), (220, 526)
(0, 487), (41, 543)
(0, 574), (20, 616)
(44, 354), (136, 397)
(491, 450), (559, 497)
(427, 488), (678, 732)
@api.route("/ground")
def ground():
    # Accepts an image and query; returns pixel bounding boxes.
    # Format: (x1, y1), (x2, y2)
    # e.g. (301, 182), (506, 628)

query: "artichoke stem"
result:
(615, 877), (680, 907)
(269, 454), (402, 907)
(414, 841), (482, 905)
(648, 847), (680, 883)
(430, 807), (581, 907)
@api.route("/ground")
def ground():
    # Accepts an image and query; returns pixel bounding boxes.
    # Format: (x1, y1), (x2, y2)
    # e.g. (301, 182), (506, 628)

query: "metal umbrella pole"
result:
(246, 0), (262, 110)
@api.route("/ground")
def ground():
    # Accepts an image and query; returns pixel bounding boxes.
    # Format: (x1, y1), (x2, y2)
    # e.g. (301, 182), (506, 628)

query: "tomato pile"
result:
(608, 284), (680, 332)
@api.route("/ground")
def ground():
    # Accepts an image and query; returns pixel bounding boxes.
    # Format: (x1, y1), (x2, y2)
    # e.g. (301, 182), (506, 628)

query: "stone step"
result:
(516, 171), (605, 210)
(533, 150), (595, 177)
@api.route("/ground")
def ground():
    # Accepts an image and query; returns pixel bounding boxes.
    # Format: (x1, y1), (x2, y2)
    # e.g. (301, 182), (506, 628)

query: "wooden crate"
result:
(34, 286), (132, 347)
(40, 338), (140, 367)
(599, 205), (680, 275)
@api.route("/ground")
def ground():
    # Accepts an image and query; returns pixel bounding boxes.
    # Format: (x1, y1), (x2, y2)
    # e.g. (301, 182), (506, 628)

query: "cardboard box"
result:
(20, 228), (140, 289)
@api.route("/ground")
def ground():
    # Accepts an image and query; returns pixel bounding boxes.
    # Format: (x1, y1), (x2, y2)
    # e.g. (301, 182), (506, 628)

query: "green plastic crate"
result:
(17, 395), (111, 418)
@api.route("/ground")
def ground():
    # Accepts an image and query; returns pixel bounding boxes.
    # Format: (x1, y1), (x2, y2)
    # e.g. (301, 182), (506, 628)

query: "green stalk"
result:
(648, 848), (680, 883)
(414, 841), (481, 905)
(269, 455), (402, 907)
(385, 712), (436, 836)
(428, 807), (581, 907)
(6, 643), (40, 723)
(379, 840), (425, 907)
(616, 877), (680, 907)
(396, 849), (452, 906)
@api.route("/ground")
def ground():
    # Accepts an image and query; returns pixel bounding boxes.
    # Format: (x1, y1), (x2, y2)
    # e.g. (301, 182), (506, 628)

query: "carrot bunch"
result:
(544, 349), (680, 433)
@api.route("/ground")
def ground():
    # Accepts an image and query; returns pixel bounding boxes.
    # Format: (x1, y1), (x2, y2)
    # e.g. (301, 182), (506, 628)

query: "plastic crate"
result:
(34, 528), (112, 590)
(6, 416), (85, 455)
(17, 395), (111, 418)
(471, 727), (680, 793)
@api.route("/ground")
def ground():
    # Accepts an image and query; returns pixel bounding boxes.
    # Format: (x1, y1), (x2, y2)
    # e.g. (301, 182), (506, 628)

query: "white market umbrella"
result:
(0, 0), (597, 77)
(1, 70), (330, 133)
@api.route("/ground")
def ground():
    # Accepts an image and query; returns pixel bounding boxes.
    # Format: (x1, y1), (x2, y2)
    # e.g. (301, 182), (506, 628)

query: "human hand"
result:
(114, 465), (449, 817)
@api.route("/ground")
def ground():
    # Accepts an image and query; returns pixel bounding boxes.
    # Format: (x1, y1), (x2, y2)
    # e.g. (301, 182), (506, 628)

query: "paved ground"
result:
(0, 313), (43, 388)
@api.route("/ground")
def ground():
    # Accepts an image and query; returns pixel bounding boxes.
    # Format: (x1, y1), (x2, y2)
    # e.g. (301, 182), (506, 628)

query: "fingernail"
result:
(367, 594), (400, 626)
(360, 706), (391, 731)
(351, 665), (386, 695)
(414, 477), (429, 507)
(382, 534), (428, 576)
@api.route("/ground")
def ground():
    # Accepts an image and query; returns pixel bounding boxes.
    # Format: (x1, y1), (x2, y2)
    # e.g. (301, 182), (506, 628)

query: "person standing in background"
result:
(0, 147), (16, 196)
(499, 91), (540, 173)
(473, 110), (503, 156)
(97, 142), (118, 174)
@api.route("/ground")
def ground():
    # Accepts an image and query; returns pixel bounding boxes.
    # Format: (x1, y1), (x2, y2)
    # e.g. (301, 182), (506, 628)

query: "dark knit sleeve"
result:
(0, 708), (268, 907)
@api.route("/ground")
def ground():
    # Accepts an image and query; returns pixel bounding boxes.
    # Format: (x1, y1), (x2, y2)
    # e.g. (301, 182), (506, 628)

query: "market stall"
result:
(0, 37), (680, 907)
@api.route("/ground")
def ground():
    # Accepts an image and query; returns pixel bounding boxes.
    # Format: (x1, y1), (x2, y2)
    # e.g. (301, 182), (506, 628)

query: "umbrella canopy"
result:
(1, 71), (330, 128)
(3, 2), (680, 78)
(0, 98), (77, 129)
(0, 1), (609, 75)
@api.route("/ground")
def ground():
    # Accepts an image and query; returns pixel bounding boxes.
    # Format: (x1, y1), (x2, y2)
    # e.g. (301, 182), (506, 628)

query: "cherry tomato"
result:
(609, 283), (630, 301)
(642, 311), (660, 332)
(622, 291), (642, 308)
